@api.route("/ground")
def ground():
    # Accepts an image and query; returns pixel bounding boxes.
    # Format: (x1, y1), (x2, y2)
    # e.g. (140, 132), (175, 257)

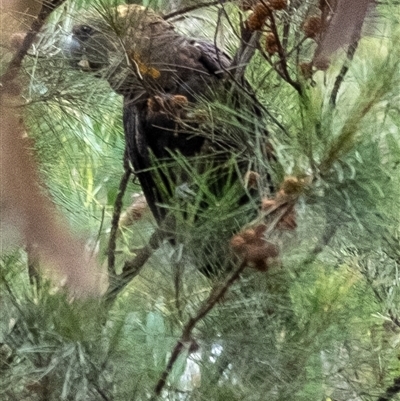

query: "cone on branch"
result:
(246, 3), (270, 32)
(265, 32), (279, 55)
(268, 0), (288, 11)
(231, 224), (280, 271)
(302, 15), (322, 39)
(298, 62), (314, 79)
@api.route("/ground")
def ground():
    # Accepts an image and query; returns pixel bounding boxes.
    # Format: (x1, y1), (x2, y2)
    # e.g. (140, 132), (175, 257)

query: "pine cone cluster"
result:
(231, 224), (279, 271)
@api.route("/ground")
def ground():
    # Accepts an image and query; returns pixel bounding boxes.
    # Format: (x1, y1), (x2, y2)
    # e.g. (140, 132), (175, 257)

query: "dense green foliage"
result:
(1, 1), (400, 400)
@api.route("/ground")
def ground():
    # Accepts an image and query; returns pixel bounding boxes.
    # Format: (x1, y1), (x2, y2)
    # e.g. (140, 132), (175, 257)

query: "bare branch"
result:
(105, 222), (171, 304)
(229, 16), (262, 82)
(0, 0), (67, 89)
(163, 0), (230, 21)
(107, 150), (132, 277)
(152, 259), (248, 398)
(329, 39), (360, 107)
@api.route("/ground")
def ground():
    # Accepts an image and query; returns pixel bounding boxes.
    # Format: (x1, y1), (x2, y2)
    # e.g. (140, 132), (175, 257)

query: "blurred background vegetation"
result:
(1, 0), (400, 400)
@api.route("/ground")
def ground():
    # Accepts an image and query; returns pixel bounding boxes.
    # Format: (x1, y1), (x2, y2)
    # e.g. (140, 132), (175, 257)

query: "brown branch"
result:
(329, 39), (360, 107)
(281, 12), (290, 50)
(213, 9), (258, 102)
(212, 7), (284, 134)
(107, 150), (132, 276)
(300, 223), (338, 267)
(105, 223), (170, 304)
(263, 3), (302, 95)
(256, 36), (307, 95)
(229, 16), (262, 82)
(149, 185), (304, 398)
(163, 0), (230, 20)
(203, 1), (260, 83)
(213, 5), (288, 138)
(152, 259), (248, 398)
(26, 242), (41, 290)
(0, 0), (66, 89)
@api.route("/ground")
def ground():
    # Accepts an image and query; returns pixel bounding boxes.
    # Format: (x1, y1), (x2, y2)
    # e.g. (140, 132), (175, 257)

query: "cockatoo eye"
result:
(72, 25), (96, 41)
(80, 25), (93, 34)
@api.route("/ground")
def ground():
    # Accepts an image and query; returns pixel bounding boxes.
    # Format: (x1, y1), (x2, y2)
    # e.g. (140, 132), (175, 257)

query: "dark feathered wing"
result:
(122, 38), (233, 223)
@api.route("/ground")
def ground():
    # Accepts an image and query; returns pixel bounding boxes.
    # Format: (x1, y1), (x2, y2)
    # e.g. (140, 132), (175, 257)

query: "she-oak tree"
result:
(1, 1), (400, 400)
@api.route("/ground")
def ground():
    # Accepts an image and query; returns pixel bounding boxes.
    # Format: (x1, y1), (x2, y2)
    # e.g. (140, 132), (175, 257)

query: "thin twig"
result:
(281, 12), (290, 50)
(93, 385), (112, 401)
(213, 7), (284, 135)
(26, 242), (41, 290)
(163, 0), (229, 20)
(0, 0), (66, 88)
(329, 39), (360, 107)
(300, 223), (338, 268)
(213, 4), (260, 86)
(91, 206), (105, 260)
(230, 20), (262, 82)
(256, 35), (306, 90)
(214, 5), (288, 139)
(107, 150), (132, 276)
(151, 260), (248, 399)
(105, 224), (170, 304)
(263, 2), (302, 95)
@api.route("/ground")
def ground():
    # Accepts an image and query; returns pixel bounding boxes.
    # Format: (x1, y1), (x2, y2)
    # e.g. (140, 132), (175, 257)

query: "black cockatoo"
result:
(66, 4), (271, 274)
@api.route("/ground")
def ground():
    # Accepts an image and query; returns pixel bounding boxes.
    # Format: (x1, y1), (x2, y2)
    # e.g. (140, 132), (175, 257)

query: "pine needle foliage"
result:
(1, 1), (400, 400)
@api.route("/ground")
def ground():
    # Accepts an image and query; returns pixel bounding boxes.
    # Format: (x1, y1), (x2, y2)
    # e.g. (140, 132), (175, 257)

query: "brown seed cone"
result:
(147, 96), (164, 113)
(277, 207), (297, 230)
(242, 228), (257, 243)
(246, 241), (280, 271)
(171, 94), (189, 108)
(244, 171), (260, 189)
(265, 32), (279, 55)
(268, 0), (288, 11)
(261, 198), (278, 211)
(280, 176), (304, 196)
(247, 3), (270, 31)
(231, 223), (278, 271)
(230, 234), (246, 251)
(119, 194), (149, 227)
(299, 62), (314, 79)
(313, 56), (330, 71)
(302, 16), (322, 39)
